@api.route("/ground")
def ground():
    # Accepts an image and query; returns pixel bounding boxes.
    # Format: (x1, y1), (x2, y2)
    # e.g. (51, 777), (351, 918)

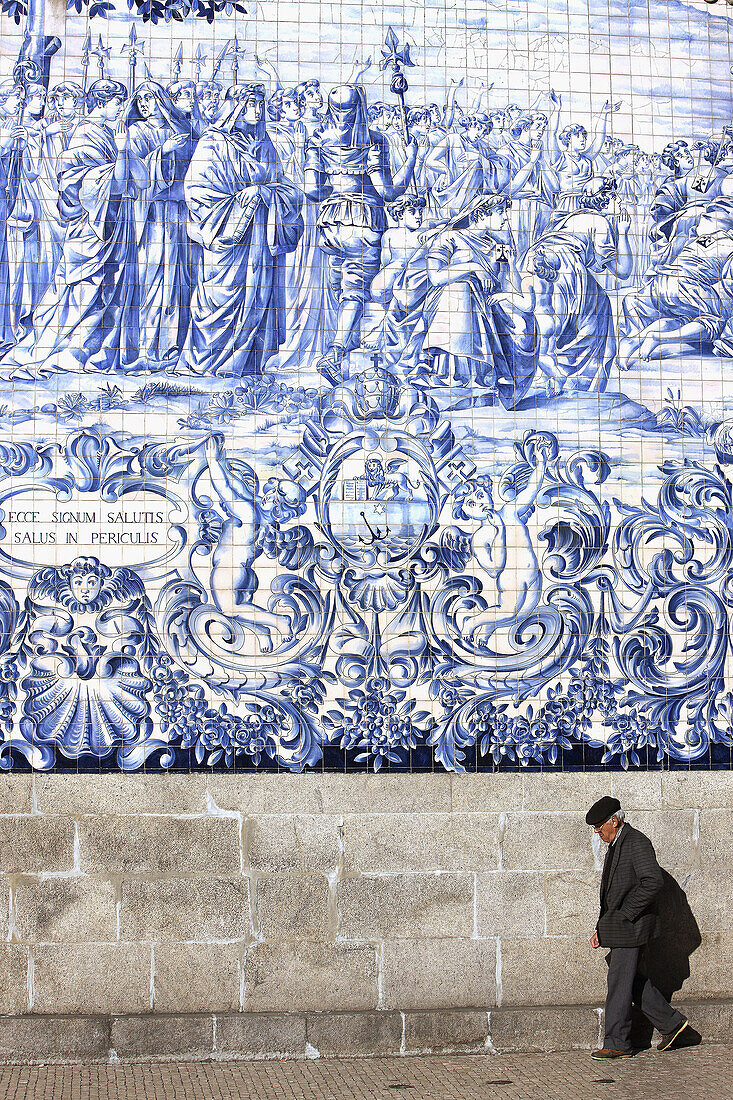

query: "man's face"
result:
(202, 90), (219, 119)
(304, 85), (323, 109)
(474, 206), (507, 232)
(594, 815), (621, 845)
(101, 96), (124, 123)
(404, 207), (424, 231)
(282, 96), (301, 122)
(570, 131), (587, 152)
(174, 88), (195, 114)
(1, 88), (22, 117)
(26, 87), (46, 119)
(678, 149), (694, 172)
(55, 91), (79, 119)
(489, 111), (505, 131)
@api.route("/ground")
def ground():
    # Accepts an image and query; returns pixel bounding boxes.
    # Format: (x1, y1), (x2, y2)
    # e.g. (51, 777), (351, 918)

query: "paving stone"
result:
(342, 813), (500, 873)
(0, 1046), (729, 1094)
(256, 874), (333, 941)
(381, 938), (497, 1010)
(215, 1012), (307, 1057)
(120, 878), (251, 942)
(403, 1010), (490, 1053)
(243, 942), (378, 1012)
(0, 818), (74, 874)
(338, 872), (474, 940)
(306, 1011), (403, 1056)
(14, 878), (118, 943)
(246, 815), (341, 873)
(32, 944), (151, 1014)
(153, 943), (242, 1013)
(111, 1014), (214, 1059)
(475, 872), (545, 937)
(77, 817), (241, 875)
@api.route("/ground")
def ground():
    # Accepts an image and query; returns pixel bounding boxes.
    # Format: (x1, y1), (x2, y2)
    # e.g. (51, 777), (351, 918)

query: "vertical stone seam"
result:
(26, 949), (34, 1012)
(497, 812), (507, 871)
(495, 937), (502, 1007)
(6, 880), (15, 943)
(149, 943), (155, 1011)
(399, 1011), (406, 1055)
(376, 941), (384, 1010)
(595, 1006), (604, 1047)
(472, 872), (479, 939)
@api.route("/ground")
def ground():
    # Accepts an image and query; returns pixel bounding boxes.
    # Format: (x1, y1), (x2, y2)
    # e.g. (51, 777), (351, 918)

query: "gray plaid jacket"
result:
(596, 824), (664, 948)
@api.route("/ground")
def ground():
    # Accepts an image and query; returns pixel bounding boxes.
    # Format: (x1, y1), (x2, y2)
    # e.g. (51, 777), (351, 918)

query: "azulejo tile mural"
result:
(0, 0), (730, 773)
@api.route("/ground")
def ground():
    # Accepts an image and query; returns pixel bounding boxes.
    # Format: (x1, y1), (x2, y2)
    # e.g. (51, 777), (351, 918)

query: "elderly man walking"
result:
(586, 796), (695, 1059)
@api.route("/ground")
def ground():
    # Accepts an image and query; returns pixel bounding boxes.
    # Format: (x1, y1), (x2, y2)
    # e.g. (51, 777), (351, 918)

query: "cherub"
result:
(442, 435), (553, 647)
(204, 434), (306, 653)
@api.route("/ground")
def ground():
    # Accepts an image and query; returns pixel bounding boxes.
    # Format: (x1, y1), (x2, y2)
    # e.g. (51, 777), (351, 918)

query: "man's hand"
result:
(590, 931), (600, 949)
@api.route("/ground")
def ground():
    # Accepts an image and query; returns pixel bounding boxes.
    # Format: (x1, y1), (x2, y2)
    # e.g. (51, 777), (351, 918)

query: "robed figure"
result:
(125, 82), (197, 369)
(179, 84), (303, 377)
(0, 79), (146, 381)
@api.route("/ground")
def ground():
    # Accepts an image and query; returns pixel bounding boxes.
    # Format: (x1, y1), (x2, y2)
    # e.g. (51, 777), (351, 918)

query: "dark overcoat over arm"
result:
(596, 824), (664, 948)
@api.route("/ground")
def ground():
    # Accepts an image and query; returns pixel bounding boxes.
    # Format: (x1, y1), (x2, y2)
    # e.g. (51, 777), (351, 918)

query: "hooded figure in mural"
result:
(124, 81), (198, 370)
(178, 82), (303, 378)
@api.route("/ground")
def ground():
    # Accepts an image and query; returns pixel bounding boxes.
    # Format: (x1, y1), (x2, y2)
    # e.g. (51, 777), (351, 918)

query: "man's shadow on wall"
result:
(631, 870), (703, 1050)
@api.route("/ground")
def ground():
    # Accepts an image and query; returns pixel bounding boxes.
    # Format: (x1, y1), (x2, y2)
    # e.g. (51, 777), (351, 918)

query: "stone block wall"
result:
(0, 771), (730, 1061)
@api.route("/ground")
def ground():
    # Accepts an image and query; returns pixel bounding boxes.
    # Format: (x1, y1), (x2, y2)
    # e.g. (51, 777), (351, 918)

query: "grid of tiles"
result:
(0, 0), (730, 773)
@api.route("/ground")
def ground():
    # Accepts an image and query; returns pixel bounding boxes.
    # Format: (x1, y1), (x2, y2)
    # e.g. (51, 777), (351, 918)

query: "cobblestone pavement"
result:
(0, 1046), (730, 1100)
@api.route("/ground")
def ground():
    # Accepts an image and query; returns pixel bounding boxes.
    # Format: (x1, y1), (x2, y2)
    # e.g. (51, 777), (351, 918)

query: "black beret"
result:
(586, 796), (621, 827)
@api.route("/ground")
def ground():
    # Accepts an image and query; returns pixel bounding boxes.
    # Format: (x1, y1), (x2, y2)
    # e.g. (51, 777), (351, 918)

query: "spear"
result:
(172, 43), (183, 84)
(193, 43), (208, 85)
(122, 24), (143, 96)
(93, 35), (111, 81)
(211, 41), (231, 84)
(80, 29), (92, 96)
(379, 27), (418, 193)
(230, 35), (247, 86)
(142, 59), (154, 83)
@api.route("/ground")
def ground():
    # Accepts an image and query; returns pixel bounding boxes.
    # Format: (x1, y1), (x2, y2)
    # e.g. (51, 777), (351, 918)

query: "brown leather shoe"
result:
(591, 1047), (633, 1060)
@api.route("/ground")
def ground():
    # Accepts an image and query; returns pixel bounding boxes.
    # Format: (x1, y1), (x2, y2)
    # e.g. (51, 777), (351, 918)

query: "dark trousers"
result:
(604, 947), (685, 1051)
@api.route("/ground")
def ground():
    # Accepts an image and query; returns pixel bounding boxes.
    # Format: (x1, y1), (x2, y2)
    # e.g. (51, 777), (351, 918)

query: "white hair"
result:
(605, 808), (625, 825)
